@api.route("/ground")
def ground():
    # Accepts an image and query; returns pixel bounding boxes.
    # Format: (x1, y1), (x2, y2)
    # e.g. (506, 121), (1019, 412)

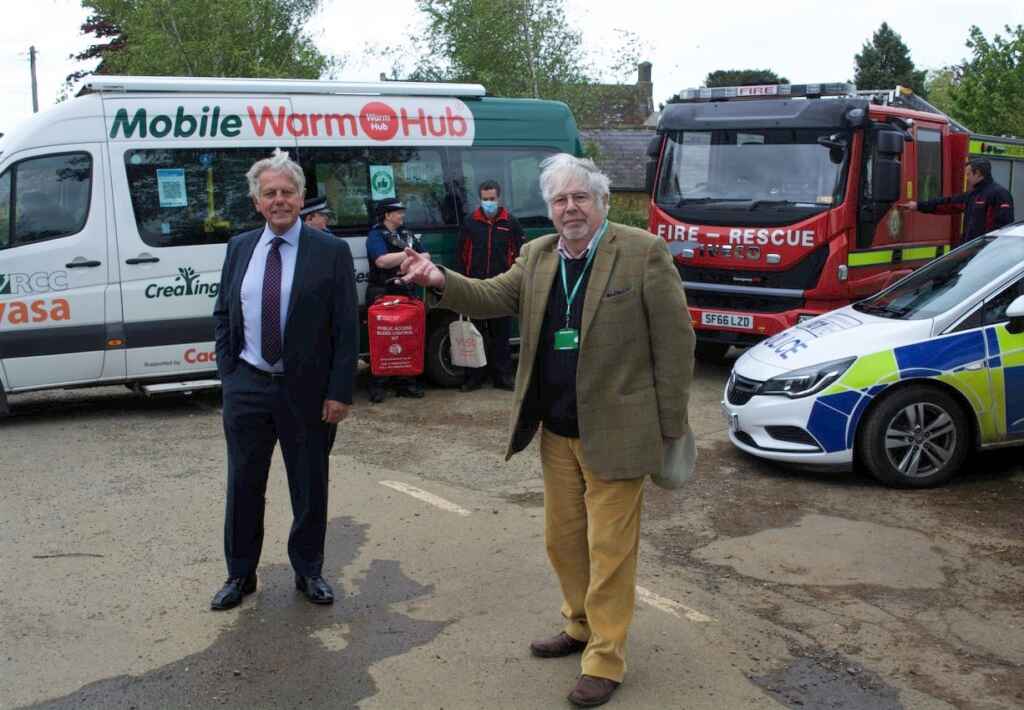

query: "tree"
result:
(949, 25), (1024, 137)
(704, 69), (788, 88)
(924, 67), (958, 116)
(410, 0), (591, 101)
(65, 8), (125, 86)
(854, 22), (926, 95)
(69, 0), (336, 83)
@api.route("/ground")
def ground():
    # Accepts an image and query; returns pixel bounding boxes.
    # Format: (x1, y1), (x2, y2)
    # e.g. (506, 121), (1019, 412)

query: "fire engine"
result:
(646, 82), (1018, 359)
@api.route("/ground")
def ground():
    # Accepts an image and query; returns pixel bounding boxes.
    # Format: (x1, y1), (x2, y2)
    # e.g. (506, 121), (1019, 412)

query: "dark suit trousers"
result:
(221, 365), (330, 578)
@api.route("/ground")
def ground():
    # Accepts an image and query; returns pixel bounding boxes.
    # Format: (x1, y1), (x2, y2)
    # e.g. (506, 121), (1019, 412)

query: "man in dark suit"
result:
(210, 148), (358, 610)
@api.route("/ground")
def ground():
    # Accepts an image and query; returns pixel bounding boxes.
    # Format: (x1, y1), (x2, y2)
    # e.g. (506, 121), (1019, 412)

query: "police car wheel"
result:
(859, 385), (970, 489)
(424, 317), (465, 388)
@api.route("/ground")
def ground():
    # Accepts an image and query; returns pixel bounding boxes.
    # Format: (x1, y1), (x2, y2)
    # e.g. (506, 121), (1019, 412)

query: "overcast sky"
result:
(2, 0), (1022, 134)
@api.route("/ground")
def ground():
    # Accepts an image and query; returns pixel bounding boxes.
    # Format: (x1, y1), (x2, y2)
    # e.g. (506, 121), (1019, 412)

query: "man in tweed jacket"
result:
(401, 154), (694, 707)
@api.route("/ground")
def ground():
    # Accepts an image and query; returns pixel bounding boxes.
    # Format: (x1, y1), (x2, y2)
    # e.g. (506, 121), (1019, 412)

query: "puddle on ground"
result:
(22, 516), (449, 709)
(751, 648), (903, 709)
(694, 514), (958, 589)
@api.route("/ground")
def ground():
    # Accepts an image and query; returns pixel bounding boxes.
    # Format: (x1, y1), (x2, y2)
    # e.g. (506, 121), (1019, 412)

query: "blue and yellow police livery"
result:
(722, 224), (1024, 487)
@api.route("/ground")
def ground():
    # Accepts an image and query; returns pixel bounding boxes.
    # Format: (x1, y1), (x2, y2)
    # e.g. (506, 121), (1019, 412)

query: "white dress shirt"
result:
(239, 219), (301, 373)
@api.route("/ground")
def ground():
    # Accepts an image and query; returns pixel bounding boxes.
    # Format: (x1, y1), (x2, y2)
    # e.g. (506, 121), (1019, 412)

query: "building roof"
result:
(580, 127), (656, 192)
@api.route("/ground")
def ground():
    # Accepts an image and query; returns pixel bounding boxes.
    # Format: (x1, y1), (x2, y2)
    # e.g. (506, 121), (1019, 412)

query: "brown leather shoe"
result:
(529, 631), (587, 658)
(568, 675), (620, 707)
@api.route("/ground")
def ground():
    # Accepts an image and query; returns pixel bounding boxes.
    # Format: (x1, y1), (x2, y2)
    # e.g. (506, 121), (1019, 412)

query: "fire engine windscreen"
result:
(656, 129), (849, 220)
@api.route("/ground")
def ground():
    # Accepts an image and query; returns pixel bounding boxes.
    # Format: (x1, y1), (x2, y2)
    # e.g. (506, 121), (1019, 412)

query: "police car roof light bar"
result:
(674, 82), (855, 103)
(80, 75), (488, 98)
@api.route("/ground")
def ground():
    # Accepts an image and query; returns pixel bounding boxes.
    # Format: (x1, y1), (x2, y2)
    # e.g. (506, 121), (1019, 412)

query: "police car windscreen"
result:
(854, 237), (1024, 320)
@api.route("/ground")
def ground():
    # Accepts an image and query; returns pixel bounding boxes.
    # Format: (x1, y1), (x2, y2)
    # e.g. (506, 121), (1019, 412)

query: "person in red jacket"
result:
(899, 158), (1014, 243)
(455, 180), (524, 391)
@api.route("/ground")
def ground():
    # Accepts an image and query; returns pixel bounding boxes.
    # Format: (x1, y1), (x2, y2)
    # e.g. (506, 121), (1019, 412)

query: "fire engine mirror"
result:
(876, 130), (904, 156)
(872, 158), (902, 203)
(844, 107), (866, 127)
(646, 135), (662, 158)
(645, 161), (658, 196)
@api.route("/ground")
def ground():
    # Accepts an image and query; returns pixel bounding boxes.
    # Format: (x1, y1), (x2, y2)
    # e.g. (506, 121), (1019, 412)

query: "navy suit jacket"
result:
(213, 224), (359, 411)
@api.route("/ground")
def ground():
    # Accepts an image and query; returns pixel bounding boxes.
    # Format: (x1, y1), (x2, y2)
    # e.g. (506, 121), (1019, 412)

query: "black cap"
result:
(301, 196), (331, 217)
(376, 197), (406, 215)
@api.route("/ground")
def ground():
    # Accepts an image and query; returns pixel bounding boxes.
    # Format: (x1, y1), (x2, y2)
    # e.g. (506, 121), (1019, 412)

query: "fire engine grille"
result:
(727, 373), (762, 406)
(677, 244), (829, 291)
(687, 291), (804, 313)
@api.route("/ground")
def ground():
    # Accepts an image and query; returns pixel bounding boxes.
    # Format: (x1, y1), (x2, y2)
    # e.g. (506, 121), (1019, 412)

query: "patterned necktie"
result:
(261, 237), (285, 366)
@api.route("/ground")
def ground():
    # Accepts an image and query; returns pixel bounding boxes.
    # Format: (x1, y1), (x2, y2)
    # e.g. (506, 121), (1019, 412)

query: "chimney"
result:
(638, 61), (652, 84)
(637, 62), (654, 117)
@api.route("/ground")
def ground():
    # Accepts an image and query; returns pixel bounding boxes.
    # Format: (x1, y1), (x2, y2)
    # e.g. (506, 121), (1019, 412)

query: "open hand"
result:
(400, 248), (446, 289)
(322, 400), (350, 424)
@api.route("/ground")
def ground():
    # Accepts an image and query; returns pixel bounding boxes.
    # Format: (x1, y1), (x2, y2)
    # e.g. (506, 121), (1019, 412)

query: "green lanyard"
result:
(558, 220), (608, 328)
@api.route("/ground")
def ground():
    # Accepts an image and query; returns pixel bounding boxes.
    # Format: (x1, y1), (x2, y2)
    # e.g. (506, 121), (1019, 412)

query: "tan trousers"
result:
(540, 429), (645, 682)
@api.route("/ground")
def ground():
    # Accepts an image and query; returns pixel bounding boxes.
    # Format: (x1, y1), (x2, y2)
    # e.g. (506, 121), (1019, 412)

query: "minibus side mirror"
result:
(1005, 294), (1024, 334)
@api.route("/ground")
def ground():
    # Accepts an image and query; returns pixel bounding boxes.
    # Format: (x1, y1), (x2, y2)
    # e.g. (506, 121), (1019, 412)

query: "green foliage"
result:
(949, 25), (1024, 137)
(704, 69), (788, 88)
(924, 68), (957, 116)
(376, 0), (643, 120)
(412, 0), (589, 98)
(608, 202), (648, 229)
(854, 22), (926, 95)
(75, 0), (336, 80)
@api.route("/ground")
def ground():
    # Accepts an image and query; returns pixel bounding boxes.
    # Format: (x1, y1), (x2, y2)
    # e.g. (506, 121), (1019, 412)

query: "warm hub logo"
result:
(108, 97), (475, 145)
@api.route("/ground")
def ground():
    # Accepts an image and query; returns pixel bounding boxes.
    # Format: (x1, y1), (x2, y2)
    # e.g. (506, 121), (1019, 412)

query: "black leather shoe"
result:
(460, 379), (484, 392)
(369, 388), (385, 403)
(295, 574), (335, 604)
(529, 631), (587, 658)
(210, 574), (257, 610)
(493, 378), (515, 391)
(568, 675), (620, 707)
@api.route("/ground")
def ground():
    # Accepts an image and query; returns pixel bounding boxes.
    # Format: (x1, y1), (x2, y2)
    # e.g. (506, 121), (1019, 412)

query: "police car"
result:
(722, 223), (1024, 487)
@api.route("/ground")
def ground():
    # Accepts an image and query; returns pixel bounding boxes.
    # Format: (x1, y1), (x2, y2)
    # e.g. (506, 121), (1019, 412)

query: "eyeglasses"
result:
(550, 192), (593, 210)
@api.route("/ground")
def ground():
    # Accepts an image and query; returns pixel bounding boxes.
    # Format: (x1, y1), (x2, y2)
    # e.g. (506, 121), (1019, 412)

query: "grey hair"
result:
(246, 148), (305, 200)
(538, 153), (611, 216)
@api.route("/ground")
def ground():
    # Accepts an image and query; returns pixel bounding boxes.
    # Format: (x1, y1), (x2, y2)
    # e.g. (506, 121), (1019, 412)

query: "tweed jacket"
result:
(434, 222), (695, 480)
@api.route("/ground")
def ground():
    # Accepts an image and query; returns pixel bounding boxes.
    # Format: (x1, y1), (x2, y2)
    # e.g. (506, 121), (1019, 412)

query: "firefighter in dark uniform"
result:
(454, 180), (524, 391)
(365, 198), (427, 403)
(900, 158), (1014, 243)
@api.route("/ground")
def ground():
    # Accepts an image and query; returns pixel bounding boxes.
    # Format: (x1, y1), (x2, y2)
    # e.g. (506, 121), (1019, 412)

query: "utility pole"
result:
(29, 45), (39, 113)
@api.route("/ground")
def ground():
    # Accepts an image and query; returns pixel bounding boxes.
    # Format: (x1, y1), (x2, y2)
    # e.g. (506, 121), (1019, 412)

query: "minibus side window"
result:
(369, 148), (449, 227)
(455, 147), (555, 228)
(0, 153), (92, 249)
(300, 148), (371, 228)
(0, 170), (10, 249)
(125, 148), (271, 247)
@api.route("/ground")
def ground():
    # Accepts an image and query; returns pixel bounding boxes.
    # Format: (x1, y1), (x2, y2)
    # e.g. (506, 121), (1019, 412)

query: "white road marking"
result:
(636, 585), (715, 623)
(379, 481), (473, 517)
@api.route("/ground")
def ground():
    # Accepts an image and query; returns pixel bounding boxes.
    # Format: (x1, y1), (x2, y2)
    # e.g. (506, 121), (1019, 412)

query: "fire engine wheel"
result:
(694, 340), (730, 361)
(424, 316), (465, 388)
(857, 385), (970, 489)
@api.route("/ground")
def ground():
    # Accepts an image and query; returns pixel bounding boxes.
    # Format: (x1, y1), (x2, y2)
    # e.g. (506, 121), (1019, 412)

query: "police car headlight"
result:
(760, 357), (855, 398)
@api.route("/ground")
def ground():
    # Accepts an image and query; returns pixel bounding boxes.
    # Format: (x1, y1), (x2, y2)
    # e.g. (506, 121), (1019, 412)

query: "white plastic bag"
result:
(449, 317), (487, 368)
(651, 429), (698, 490)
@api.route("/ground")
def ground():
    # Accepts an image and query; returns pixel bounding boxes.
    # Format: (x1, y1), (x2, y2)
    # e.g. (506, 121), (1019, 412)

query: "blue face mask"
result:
(481, 200), (498, 217)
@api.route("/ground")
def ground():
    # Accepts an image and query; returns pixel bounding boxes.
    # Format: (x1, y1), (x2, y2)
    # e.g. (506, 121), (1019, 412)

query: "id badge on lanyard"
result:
(554, 221), (608, 352)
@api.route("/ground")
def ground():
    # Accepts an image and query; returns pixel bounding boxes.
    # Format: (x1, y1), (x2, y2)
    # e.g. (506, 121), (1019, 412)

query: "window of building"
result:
(124, 148), (271, 247)
(0, 152), (92, 250)
(916, 128), (942, 202)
